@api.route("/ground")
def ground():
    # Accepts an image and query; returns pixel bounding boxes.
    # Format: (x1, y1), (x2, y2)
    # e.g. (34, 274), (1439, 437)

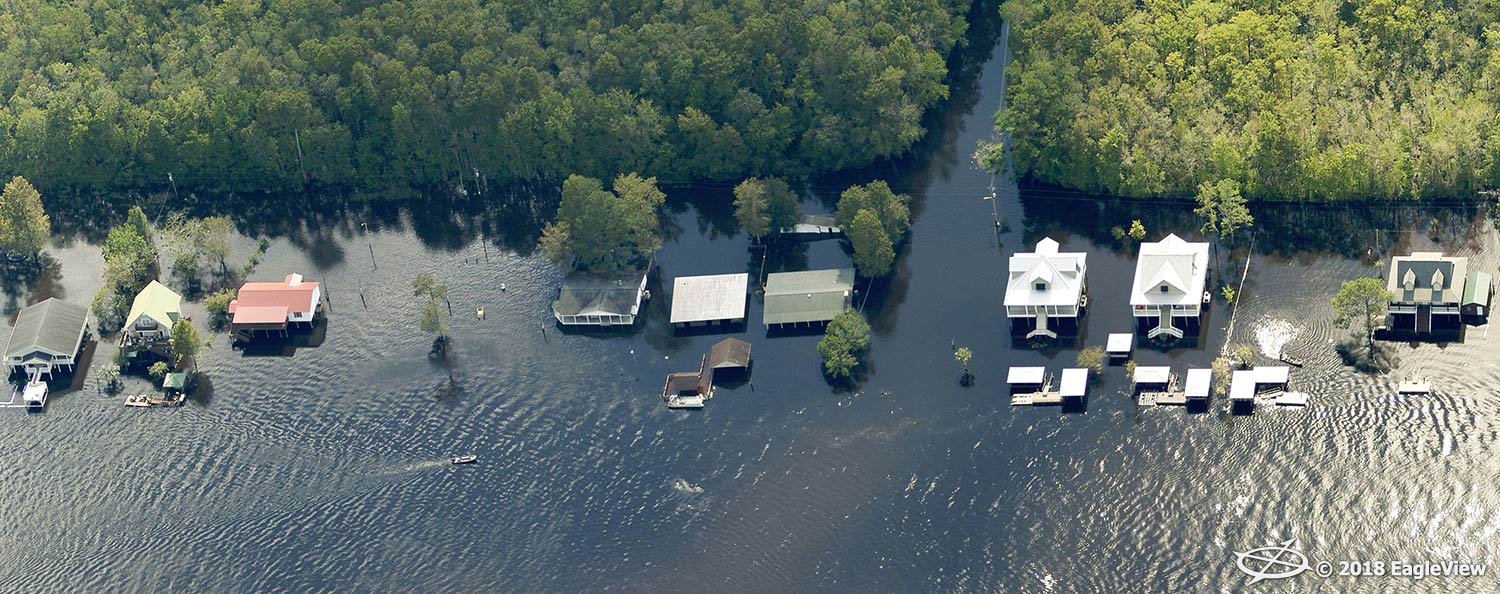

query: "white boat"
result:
(1397, 376), (1431, 395)
(1274, 391), (1309, 407)
(666, 395), (705, 409)
(450, 455), (477, 465)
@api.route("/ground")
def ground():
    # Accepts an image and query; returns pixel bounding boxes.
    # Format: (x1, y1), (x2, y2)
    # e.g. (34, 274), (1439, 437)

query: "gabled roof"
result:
(5, 298), (89, 360)
(709, 338), (751, 369)
(125, 280), (183, 329)
(670, 273), (749, 324)
(229, 273), (320, 323)
(1387, 252), (1467, 304)
(1005, 238), (1087, 308)
(1463, 271), (1492, 306)
(1131, 234), (1209, 306)
(552, 270), (648, 318)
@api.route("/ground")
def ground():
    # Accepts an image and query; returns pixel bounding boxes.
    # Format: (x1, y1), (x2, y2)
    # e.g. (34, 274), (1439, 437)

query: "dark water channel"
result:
(3, 4), (1498, 592)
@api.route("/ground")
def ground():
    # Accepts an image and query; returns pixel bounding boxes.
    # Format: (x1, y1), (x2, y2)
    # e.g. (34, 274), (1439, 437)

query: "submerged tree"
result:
(1075, 346), (1105, 373)
(0, 176), (50, 258)
(817, 310), (872, 379)
(762, 177), (801, 234)
(733, 178), (771, 241)
(954, 346), (973, 384)
(93, 218), (156, 331)
(836, 181), (910, 242)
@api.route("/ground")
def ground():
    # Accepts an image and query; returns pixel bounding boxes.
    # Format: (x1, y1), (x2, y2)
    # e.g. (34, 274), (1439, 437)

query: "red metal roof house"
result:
(228, 274), (323, 340)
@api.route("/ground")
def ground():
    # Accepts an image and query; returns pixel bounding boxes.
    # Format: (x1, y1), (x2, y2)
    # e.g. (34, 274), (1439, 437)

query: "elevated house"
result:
(1386, 252), (1467, 334)
(1004, 238), (1087, 338)
(1130, 234), (1209, 339)
(120, 280), (182, 361)
(552, 270), (650, 327)
(4, 298), (89, 408)
(228, 273), (323, 341)
(670, 273), (748, 329)
(763, 268), (855, 329)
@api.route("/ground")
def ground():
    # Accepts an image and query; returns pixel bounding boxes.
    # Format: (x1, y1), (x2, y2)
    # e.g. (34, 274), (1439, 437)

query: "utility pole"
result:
(362, 222), (376, 270)
(981, 173), (1000, 249)
(294, 129), (309, 186)
(167, 172), (180, 202)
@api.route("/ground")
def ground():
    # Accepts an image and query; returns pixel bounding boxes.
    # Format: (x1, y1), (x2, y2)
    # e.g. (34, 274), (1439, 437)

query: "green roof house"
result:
(121, 280), (182, 357)
(763, 268), (855, 329)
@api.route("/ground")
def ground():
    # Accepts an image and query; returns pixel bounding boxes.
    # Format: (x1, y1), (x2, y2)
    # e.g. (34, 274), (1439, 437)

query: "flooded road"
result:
(2, 3), (1498, 592)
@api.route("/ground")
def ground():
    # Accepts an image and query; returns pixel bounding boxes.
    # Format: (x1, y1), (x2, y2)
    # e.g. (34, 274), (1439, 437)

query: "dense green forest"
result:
(995, 0), (1500, 200)
(0, 0), (970, 197)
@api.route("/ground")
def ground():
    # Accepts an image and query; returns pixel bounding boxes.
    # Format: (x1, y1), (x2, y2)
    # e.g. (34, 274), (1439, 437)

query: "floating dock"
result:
(1008, 366), (1059, 406)
(1134, 366), (1183, 406)
(123, 393), (184, 408)
(1397, 376), (1431, 395)
(666, 395), (705, 409)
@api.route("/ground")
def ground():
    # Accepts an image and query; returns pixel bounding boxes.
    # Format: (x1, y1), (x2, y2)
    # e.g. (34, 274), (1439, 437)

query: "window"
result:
(1034, 282), (1047, 291)
(1160, 285), (1169, 293)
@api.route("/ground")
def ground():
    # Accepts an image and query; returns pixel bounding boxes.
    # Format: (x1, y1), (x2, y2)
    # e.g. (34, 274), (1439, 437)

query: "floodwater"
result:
(3, 3), (1498, 592)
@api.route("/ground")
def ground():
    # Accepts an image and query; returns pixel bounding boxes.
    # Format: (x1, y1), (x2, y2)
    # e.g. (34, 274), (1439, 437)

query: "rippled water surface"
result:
(3, 6), (1498, 592)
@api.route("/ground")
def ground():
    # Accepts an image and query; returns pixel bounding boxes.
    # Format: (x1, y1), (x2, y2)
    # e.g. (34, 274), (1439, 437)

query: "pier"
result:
(1229, 366), (1301, 411)
(1008, 366), (1060, 406)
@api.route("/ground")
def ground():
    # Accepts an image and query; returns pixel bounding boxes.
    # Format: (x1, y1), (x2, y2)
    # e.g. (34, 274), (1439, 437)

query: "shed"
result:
(1184, 368), (1212, 400)
(163, 372), (188, 392)
(708, 338), (751, 370)
(1007, 366), (1046, 386)
(1229, 370), (1258, 401)
(4, 298), (89, 379)
(670, 273), (749, 327)
(1133, 366), (1171, 385)
(552, 270), (649, 326)
(1463, 271), (1492, 317)
(1059, 368), (1088, 400)
(763, 268), (855, 327)
(1106, 333), (1133, 357)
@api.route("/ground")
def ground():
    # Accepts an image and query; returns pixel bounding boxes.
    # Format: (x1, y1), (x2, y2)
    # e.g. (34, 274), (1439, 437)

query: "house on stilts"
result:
(1130, 234), (1209, 339)
(1004, 237), (1086, 338)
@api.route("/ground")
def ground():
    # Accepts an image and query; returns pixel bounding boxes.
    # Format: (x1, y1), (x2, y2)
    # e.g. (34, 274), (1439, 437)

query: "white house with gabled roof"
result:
(1004, 238), (1087, 338)
(1130, 234), (1209, 339)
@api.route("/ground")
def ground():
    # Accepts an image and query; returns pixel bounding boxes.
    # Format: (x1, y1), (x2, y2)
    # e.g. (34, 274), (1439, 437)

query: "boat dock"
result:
(1397, 375), (1431, 395)
(1134, 366), (1180, 406)
(123, 393), (185, 408)
(1008, 366), (1059, 406)
(1137, 367), (1214, 407)
(1229, 366), (1300, 411)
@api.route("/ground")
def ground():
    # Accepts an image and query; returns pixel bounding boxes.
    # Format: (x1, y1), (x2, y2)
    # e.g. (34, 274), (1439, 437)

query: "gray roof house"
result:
(763, 268), (855, 328)
(552, 270), (650, 326)
(1387, 252), (1468, 333)
(5, 298), (90, 379)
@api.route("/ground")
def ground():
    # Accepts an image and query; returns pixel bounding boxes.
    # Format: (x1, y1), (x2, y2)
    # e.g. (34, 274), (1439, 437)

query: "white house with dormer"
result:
(1130, 234), (1209, 339)
(1005, 238), (1087, 338)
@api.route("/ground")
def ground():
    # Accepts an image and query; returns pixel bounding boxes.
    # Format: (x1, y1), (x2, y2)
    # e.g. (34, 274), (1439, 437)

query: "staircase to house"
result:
(1147, 306), (1184, 339)
(1026, 312), (1058, 339)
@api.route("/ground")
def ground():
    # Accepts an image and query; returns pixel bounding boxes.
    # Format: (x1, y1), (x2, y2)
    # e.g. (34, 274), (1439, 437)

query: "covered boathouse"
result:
(670, 273), (748, 329)
(552, 270), (649, 327)
(228, 273), (323, 341)
(4, 298), (89, 381)
(762, 268), (855, 329)
(1004, 238), (1087, 338)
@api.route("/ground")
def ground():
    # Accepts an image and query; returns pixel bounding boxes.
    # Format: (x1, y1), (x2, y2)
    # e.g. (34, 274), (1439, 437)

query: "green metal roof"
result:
(763, 268), (854, 325)
(125, 280), (183, 329)
(1463, 271), (1492, 306)
(163, 372), (187, 389)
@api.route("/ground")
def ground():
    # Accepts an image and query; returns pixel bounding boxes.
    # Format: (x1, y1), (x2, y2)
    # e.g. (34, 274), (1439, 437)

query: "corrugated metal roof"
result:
(1131, 234), (1209, 307)
(5, 298), (88, 359)
(1463, 271), (1491, 306)
(670, 273), (748, 324)
(709, 338), (751, 368)
(1007, 366), (1045, 384)
(552, 270), (648, 317)
(1059, 368), (1088, 396)
(1184, 368), (1212, 398)
(763, 268), (854, 325)
(1005, 238), (1087, 308)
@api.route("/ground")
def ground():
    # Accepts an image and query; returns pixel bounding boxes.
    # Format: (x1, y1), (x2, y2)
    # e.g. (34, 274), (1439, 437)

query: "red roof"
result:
(229, 274), (319, 324)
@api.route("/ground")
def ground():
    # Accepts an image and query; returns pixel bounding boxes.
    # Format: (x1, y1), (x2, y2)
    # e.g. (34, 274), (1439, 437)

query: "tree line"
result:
(0, 0), (971, 197)
(993, 0), (1500, 201)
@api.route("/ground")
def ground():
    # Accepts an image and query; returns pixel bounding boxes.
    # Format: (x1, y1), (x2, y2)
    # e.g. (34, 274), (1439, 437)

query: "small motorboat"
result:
(450, 455), (478, 465)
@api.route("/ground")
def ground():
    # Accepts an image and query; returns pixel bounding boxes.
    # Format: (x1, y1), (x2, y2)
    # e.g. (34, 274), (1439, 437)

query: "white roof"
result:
(669, 273), (749, 324)
(1229, 370), (1257, 400)
(22, 381), (47, 403)
(1059, 368), (1088, 396)
(1134, 366), (1171, 384)
(1005, 238), (1087, 308)
(1007, 366), (1046, 384)
(1106, 333), (1133, 353)
(1131, 234), (1209, 307)
(1184, 368), (1212, 398)
(1252, 366), (1290, 385)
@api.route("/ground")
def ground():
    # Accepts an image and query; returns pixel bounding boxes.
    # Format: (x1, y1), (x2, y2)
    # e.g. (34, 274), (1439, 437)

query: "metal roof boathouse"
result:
(670, 273), (748, 328)
(763, 268), (855, 329)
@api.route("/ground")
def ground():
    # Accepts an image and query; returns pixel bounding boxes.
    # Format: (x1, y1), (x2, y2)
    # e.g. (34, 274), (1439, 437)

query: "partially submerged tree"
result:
(161, 214), (238, 284)
(203, 288), (236, 330)
(413, 272), (451, 356)
(817, 310), (872, 379)
(93, 219), (156, 331)
(836, 181), (910, 242)
(733, 178), (771, 241)
(0, 176), (50, 258)
(1332, 277), (1392, 355)
(848, 209), (896, 278)
(1210, 357), (1232, 398)
(149, 361), (170, 381)
(954, 346), (973, 383)
(171, 318), (203, 370)
(762, 177), (801, 234)
(539, 173), (664, 272)
(1075, 346), (1105, 373)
